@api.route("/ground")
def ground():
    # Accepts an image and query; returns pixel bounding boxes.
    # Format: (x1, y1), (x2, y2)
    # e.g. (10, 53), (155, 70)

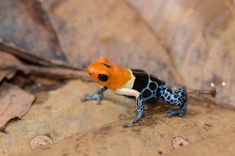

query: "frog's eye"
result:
(98, 74), (108, 82)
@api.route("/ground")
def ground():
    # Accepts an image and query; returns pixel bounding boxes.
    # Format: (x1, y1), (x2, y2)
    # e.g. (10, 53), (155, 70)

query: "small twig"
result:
(188, 81), (228, 98)
(0, 40), (78, 70)
(0, 63), (92, 81)
(188, 87), (217, 97)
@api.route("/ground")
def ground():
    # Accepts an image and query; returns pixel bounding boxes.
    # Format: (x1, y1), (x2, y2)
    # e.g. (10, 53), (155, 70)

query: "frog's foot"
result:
(166, 103), (187, 117)
(122, 114), (144, 128)
(122, 117), (141, 128)
(80, 93), (103, 104)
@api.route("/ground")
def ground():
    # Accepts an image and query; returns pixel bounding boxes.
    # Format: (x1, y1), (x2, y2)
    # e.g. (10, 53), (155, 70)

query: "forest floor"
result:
(0, 80), (234, 156)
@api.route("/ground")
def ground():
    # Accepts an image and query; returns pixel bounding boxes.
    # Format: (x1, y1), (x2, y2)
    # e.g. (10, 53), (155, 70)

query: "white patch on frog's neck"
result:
(121, 69), (135, 89)
(114, 69), (139, 98)
(115, 88), (139, 98)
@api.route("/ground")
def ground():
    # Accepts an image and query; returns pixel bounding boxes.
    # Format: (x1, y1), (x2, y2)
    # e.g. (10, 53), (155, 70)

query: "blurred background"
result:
(0, 0), (235, 155)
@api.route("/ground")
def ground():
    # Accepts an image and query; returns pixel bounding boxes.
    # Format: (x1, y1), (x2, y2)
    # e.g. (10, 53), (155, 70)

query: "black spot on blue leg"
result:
(136, 97), (145, 118)
(167, 88), (172, 93)
(167, 96), (171, 100)
(159, 84), (187, 117)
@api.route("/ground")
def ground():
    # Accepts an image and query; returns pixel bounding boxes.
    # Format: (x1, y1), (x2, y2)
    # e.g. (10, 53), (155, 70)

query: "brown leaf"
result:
(1, 81), (235, 155)
(42, 0), (180, 85)
(20, 82), (235, 156)
(0, 51), (21, 82)
(0, 0), (67, 66)
(126, 0), (235, 107)
(0, 83), (35, 131)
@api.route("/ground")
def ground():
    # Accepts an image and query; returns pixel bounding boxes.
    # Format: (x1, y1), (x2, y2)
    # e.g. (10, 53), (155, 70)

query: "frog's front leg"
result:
(80, 86), (107, 104)
(114, 88), (144, 127)
(122, 95), (145, 128)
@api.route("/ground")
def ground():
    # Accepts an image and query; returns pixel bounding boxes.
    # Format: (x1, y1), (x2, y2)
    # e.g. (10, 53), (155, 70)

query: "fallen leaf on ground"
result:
(0, 0), (67, 66)
(42, 0), (179, 85)
(2, 80), (233, 156)
(30, 135), (53, 149)
(0, 51), (21, 82)
(0, 83), (35, 131)
(126, 0), (235, 107)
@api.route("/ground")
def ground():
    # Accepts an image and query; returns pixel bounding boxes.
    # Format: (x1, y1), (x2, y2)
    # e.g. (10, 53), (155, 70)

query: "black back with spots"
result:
(131, 69), (165, 92)
(130, 69), (187, 122)
(131, 69), (149, 92)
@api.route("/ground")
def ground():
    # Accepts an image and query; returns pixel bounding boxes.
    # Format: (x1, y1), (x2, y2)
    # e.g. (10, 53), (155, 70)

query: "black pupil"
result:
(98, 74), (108, 82)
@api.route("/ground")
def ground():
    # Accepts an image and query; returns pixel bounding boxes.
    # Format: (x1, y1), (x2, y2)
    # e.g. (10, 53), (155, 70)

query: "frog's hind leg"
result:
(159, 85), (187, 117)
(166, 102), (187, 117)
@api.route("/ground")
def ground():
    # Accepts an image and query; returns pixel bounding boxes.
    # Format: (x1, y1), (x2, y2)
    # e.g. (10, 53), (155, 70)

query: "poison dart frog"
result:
(81, 57), (187, 127)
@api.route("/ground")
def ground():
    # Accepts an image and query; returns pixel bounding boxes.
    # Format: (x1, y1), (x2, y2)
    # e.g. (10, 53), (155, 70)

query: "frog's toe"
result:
(122, 118), (140, 128)
(95, 95), (102, 104)
(80, 93), (103, 103)
(80, 96), (87, 102)
(166, 109), (185, 117)
(166, 109), (177, 117)
(80, 93), (91, 102)
(122, 121), (135, 128)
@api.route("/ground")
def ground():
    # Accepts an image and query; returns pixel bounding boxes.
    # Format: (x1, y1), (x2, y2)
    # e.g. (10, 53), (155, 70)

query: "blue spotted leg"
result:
(159, 85), (187, 117)
(123, 94), (145, 128)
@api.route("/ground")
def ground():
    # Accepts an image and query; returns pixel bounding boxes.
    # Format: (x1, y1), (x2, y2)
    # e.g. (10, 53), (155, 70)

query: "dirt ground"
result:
(0, 80), (234, 156)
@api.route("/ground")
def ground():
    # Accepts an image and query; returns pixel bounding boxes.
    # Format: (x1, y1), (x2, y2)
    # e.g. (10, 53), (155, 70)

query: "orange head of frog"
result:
(86, 57), (131, 90)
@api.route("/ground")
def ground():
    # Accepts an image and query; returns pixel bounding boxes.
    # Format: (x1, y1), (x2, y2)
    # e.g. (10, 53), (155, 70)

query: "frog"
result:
(80, 57), (187, 127)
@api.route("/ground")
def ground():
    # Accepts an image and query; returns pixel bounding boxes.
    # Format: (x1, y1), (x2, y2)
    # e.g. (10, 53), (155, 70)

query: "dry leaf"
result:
(0, 0), (67, 66)
(126, 0), (235, 107)
(21, 84), (235, 156)
(0, 51), (21, 82)
(0, 83), (35, 131)
(42, 0), (179, 85)
(0, 0), (234, 107)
